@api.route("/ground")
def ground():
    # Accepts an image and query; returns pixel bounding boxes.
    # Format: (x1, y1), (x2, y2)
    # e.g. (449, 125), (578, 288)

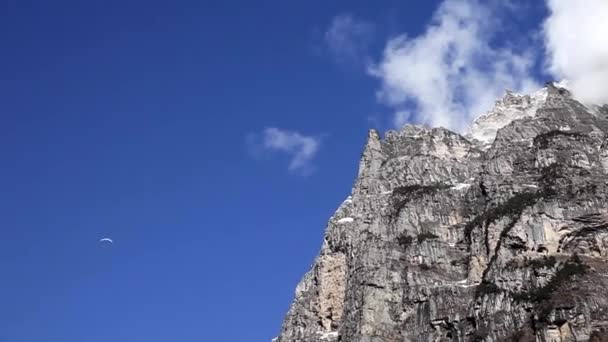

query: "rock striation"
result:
(274, 82), (608, 342)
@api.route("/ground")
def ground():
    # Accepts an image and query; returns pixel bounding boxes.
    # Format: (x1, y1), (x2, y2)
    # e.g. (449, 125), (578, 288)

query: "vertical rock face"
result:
(274, 83), (608, 341)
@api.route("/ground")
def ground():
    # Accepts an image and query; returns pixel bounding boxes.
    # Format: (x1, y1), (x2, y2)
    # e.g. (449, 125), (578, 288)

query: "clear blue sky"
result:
(0, 1), (547, 341)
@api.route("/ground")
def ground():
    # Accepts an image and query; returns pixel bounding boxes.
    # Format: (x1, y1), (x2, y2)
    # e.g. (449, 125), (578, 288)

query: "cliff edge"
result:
(275, 83), (608, 342)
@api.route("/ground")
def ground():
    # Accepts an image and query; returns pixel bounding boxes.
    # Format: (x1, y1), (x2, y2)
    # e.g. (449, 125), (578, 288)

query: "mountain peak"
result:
(466, 85), (551, 145)
(466, 80), (579, 146)
(275, 77), (608, 342)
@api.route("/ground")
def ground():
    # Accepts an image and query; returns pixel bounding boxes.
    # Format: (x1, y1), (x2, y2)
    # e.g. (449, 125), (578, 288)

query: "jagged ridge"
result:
(275, 83), (608, 341)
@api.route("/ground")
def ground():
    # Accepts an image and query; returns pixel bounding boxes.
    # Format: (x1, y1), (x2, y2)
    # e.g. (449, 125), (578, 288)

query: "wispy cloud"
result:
(369, 0), (539, 132)
(543, 0), (608, 105)
(325, 14), (374, 67)
(249, 128), (322, 175)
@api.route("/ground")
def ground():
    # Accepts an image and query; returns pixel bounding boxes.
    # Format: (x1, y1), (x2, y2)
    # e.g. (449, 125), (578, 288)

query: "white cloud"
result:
(253, 128), (322, 175)
(369, 0), (539, 132)
(543, 0), (608, 105)
(393, 110), (411, 128)
(325, 14), (374, 66)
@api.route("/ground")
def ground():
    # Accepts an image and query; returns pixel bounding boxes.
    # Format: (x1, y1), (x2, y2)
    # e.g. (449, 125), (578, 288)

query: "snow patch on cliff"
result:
(337, 217), (354, 224)
(451, 183), (471, 191)
(319, 331), (339, 340)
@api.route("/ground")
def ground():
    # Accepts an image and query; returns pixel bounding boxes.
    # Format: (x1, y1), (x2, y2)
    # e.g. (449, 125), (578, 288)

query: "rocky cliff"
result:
(274, 83), (608, 342)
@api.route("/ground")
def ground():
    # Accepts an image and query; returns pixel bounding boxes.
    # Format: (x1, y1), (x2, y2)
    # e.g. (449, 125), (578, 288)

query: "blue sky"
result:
(0, 1), (555, 341)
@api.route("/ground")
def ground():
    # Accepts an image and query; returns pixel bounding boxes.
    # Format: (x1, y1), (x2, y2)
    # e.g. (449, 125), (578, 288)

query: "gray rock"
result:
(274, 83), (608, 341)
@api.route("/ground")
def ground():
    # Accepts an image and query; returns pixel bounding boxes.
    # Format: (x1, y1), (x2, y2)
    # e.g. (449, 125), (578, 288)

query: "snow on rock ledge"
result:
(336, 217), (354, 224)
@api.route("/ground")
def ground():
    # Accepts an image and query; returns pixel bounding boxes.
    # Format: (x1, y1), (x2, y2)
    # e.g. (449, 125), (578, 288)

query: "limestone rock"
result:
(275, 83), (608, 341)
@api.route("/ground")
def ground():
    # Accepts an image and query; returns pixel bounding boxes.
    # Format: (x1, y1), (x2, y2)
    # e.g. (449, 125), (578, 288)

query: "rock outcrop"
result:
(274, 83), (608, 341)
